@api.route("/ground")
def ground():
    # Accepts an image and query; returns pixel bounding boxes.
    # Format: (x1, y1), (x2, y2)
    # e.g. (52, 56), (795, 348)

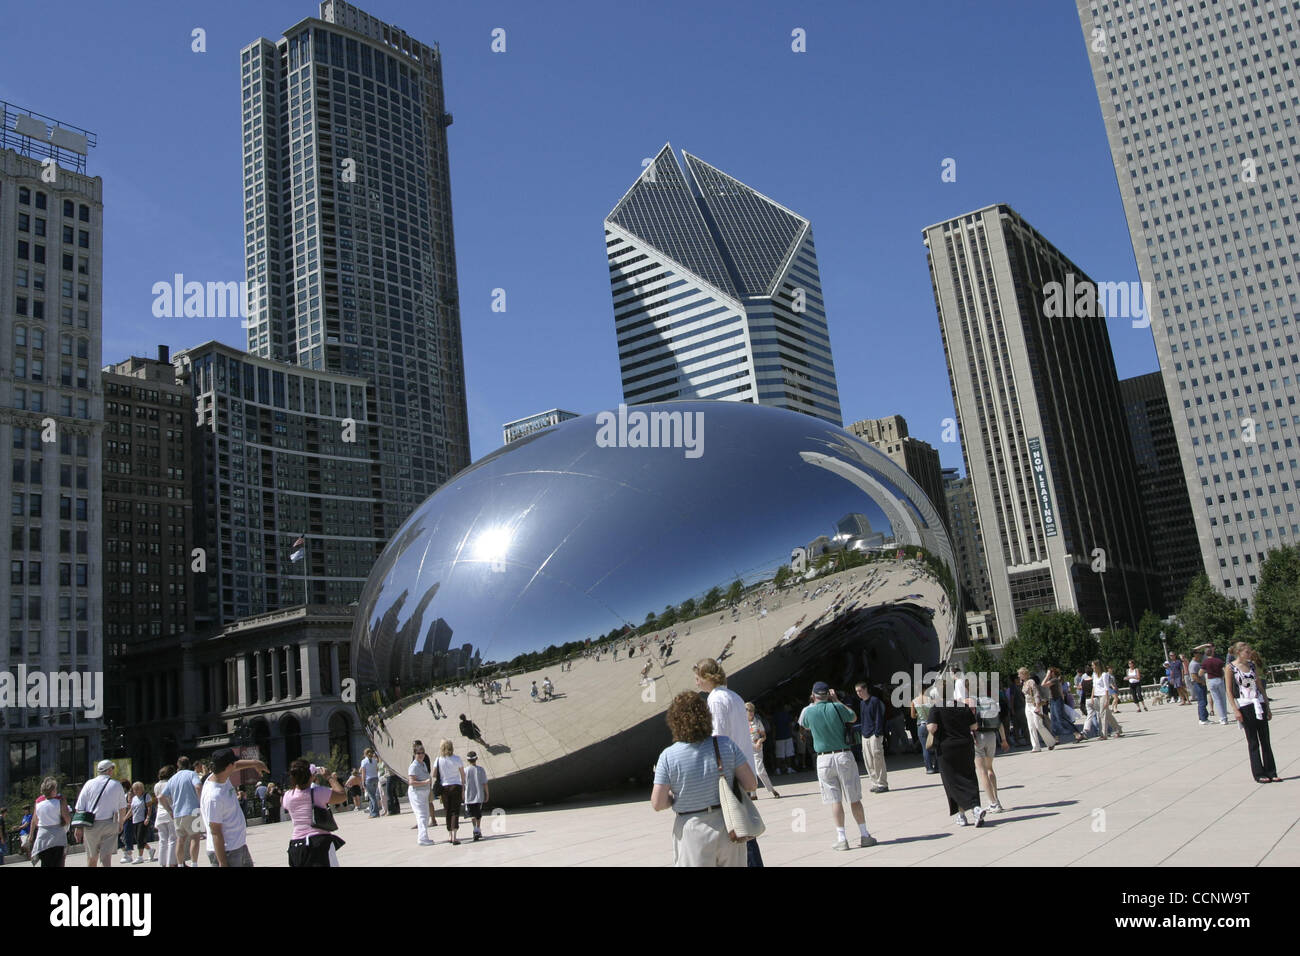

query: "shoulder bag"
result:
(712, 738), (765, 843)
(309, 784), (338, 832)
(71, 776), (112, 827)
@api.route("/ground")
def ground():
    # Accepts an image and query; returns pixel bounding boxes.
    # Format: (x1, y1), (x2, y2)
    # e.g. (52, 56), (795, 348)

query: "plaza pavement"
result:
(15, 681), (1291, 869)
(237, 679), (1299, 866)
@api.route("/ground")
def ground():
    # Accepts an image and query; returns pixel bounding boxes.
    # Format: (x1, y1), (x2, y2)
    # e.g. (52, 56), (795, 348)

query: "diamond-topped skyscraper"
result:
(605, 145), (842, 424)
(242, 0), (470, 538)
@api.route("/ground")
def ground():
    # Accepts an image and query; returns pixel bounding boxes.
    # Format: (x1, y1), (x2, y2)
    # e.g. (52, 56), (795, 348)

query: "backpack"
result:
(974, 697), (1001, 732)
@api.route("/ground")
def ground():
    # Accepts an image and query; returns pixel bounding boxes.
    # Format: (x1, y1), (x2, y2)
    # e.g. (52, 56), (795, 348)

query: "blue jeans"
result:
(1193, 682), (1207, 722)
(1207, 678), (1227, 721)
(365, 777), (379, 817)
(746, 838), (763, 867)
(919, 725), (937, 771)
(1049, 699), (1074, 738)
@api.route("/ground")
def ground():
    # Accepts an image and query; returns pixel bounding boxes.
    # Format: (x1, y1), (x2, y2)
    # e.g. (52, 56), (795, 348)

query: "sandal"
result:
(1257, 776), (1272, 784)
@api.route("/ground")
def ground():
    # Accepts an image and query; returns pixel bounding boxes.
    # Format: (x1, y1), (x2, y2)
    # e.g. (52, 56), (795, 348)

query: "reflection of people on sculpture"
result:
(639, 660), (654, 685)
(718, 636), (736, 661)
(434, 698), (446, 718)
(459, 714), (488, 748)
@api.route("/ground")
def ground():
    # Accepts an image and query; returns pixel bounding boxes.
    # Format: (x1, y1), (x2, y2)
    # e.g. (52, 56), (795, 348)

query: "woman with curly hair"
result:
(650, 691), (758, 867)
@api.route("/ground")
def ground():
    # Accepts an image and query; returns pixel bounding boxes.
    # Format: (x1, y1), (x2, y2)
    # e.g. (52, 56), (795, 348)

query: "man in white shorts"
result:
(799, 682), (877, 851)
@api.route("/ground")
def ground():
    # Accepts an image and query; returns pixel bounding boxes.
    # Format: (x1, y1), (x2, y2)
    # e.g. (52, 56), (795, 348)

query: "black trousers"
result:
(1240, 708), (1278, 780)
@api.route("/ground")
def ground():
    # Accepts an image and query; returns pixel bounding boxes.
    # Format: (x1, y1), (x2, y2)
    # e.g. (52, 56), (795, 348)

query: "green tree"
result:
(725, 580), (744, 605)
(701, 587), (722, 612)
(1250, 546), (1300, 663)
(773, 565), (791, 589)
(658, 604), (678, 628)
(965, 642), (998, 686)
(679, 597), (697, 621)
(1134, 610), (1174, 679)
(1016, 610), (1099, 675)
(1098, 626), (1136, 673)
(1177, 573), (1247, 651)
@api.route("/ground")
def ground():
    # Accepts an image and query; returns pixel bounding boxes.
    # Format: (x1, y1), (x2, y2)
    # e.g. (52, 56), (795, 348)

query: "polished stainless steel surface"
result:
(352, 401), (957, 804)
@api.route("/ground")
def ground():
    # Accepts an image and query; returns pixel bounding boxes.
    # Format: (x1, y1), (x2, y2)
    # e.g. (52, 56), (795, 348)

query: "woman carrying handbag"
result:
(282, 760), (348, 866)
(650, 691), (758, 867)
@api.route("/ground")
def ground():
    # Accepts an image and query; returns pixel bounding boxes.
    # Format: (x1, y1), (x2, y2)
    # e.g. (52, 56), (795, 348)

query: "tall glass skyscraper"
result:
(604, 145), (842, 424)
(242, 0), (470, 538)
(1076, 0), (1300, 603)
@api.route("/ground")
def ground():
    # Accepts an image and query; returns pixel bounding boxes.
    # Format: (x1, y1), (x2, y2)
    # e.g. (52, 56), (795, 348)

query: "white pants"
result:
(1025, 705), (1056, 751)
(753, 750), (777, 794)
(862, 735), (887, 787)
(671, 809), (745, 867)
(157, 821), (176, 868)
(410, 785), (432, 842)
(1093, 696), (1122, 737)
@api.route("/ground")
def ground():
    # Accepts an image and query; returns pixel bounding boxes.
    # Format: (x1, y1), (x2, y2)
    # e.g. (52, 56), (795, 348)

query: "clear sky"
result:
(3, 0), (1157, 473)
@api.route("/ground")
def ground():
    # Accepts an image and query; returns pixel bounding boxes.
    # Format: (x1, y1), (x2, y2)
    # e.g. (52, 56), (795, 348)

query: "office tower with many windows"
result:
(605, 144), (842, 424)
(0, 103), (104, 794)
(846, 415), (948, 529)
(924, 204), (1158, 639)
(1120, 371), (1204, 613)
(242, 0), (470, 538)
(101, 347), (195, 749)
(943, 466), (997, 639)
(174, 341), (383, 625)
(1076, 0), (1300, 602)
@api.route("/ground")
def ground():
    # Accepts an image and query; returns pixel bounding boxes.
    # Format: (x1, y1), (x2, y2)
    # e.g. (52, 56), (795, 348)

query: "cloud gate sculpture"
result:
(352, 401), (958, 805)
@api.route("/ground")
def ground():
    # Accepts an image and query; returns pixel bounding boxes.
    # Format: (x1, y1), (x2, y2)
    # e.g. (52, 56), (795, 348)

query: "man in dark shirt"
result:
(854, 682), (889, 793)
(1010, 677), (1029, 747)
(458, 715), (487, 748)
(1201, 645), (1228, 725)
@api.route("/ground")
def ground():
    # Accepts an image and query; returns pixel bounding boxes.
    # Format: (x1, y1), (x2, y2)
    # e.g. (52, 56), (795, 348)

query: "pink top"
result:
(281, 786), (332, 839)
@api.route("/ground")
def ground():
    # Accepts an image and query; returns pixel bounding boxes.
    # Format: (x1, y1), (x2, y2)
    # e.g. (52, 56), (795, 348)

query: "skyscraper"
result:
(846, 415), (947, 529)
(924, 204), (1158, 639)
(1120, 372), (1204, 613)
(242, 0), (470, 539)
(1076, 1), (1300, 603)
(175, 340), (383, 624)
(605, 145), (841, 424)
(0, 102), (104, 794)
(943, 467), (996, 636)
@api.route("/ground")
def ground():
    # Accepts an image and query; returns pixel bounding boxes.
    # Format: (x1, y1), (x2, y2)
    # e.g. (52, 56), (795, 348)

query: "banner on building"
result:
(1027, 437), (1058, 538)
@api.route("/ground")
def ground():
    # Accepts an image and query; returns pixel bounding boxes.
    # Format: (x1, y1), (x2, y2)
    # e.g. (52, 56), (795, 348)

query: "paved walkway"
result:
(238, 681), (1297, 866)
(26, 682), (1294, 868)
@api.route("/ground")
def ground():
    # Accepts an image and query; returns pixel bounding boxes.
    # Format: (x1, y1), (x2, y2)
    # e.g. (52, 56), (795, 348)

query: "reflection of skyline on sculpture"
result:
(351, 401), (958, 804)
(354, 401), (956, 679)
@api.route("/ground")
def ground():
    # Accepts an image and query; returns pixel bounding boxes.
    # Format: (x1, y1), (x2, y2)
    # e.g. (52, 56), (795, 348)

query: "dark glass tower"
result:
(242, 0), (470, 538)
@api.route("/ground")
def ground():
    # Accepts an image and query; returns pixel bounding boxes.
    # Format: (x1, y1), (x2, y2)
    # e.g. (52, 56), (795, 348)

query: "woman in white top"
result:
(745, 702), (781, 798)
(154, 766), (177, 867)
(29, 777), (71, 867)
(1125, 661), (1149, 711)
(1226, 643), (1280, 783)
(435, 739), (467, 845)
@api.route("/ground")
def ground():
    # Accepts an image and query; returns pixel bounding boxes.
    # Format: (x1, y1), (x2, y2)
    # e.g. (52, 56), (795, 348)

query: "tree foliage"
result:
(1249, 546), (1300, 663)
(1177, 573), (1247, 651)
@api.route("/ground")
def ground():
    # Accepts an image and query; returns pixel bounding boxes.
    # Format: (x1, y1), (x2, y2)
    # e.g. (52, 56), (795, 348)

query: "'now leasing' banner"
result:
(1028, 437), (1057, 538)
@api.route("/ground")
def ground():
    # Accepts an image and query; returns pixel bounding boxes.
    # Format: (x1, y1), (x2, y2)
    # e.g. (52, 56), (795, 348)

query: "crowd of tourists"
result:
(649, 640), (1284, 866)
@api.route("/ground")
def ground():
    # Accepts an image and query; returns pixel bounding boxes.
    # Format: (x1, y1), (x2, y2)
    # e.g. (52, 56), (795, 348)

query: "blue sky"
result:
(3, 0), (1156, 473)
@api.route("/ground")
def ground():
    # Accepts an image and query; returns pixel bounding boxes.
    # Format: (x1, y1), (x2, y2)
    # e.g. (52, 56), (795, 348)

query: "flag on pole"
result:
(290, 536), (306, 562)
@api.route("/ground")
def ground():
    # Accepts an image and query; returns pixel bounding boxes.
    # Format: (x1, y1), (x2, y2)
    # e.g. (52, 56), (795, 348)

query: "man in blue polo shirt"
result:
(799, 682), (877, 851)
